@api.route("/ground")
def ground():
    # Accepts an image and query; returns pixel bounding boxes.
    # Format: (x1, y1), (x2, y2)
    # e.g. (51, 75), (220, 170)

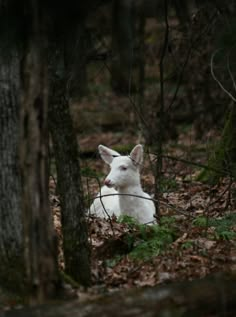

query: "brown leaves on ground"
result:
(51, 183), (236, 297)
(86, 217), (235, 292)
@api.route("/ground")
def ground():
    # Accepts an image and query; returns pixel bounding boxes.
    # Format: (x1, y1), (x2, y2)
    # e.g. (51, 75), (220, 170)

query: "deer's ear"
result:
(98, 145), (120, 165)
(130, 144), (143, 167)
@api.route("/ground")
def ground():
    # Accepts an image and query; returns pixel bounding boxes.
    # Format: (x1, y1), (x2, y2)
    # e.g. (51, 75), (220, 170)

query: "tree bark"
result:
(20, 2), (61, 304)
(0, 46), (24, 292)
(49, 75), (91, 287)
(65, 21), (89, 101)
(111, 0), (136, 94)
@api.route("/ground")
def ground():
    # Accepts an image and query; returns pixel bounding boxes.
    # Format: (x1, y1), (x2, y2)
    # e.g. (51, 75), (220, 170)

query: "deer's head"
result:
(98, 144), (143, 189)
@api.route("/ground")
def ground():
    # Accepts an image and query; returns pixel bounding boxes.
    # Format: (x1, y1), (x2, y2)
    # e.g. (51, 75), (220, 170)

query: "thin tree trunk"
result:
(154, 0), (169, 219)
(65, 21), (88, 101)
(20, 3), (60, 304)
(111, 0), (135, 94)
(49, 77), (91, 287)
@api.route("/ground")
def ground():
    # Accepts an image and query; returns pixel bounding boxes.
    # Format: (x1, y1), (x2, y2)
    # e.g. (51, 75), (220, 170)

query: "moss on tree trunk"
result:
(198, 104), (236, 183)
(49, 75), (91, 287)
(20, 3), (61, 304)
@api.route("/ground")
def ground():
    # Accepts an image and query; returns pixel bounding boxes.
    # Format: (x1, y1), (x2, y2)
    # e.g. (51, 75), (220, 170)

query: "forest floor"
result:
(51, 126), (236, 301)
(2, 10), (236, 312)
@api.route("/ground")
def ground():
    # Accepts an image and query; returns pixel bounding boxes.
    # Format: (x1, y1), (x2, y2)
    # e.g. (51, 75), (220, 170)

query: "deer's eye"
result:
(120, 165), (127, 171)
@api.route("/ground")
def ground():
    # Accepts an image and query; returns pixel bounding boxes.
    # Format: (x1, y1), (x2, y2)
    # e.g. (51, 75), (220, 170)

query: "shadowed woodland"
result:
(1, 0), (236, 316)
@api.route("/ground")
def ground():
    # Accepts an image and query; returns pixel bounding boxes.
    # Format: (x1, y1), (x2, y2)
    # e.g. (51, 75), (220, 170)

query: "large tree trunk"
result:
(20, 2), (61, 304)
(49, 75), (91, 287)
(0, 46), (24, 292)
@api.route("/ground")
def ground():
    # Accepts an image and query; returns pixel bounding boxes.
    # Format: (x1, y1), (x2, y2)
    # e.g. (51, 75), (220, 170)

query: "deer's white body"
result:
(90, 144), (156, 224)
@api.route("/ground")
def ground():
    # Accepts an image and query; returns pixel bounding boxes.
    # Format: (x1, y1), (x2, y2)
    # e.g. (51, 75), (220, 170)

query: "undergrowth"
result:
(117, 216), (177, 261)
(193, 213), (236, 240)
(104, 212), (236, 266)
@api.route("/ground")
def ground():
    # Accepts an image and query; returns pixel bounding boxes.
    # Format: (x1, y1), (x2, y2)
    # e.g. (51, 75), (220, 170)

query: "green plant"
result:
(160, 216), (176, 226)
(102, 216), (177, 264)
(215, 230), (236, 241)
(129, 224), (175, 261)
(193, 213), (236, 241)
(181, 240), (194, 250)
(192, 216), (208, 227)
(118, 215), (139, 226)
(105, 255), (123, 268)
(123, 232), (136, 250)
(160, 177), (178, 192)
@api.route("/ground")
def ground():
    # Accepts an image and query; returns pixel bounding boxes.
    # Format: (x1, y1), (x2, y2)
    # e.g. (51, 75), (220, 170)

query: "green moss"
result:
(0, 253), (26, 306)
(60, 271), (80, 289)
(63, 235), (91, 287)
(197, 106), (236, 183)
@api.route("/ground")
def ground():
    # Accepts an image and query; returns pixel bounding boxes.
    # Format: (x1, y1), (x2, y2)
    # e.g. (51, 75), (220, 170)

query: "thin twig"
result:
(167, 43), (192, 112)
(103, 60), (150, 131)
(211, 49), (236, 102)
(161, 154), (230, 176)
(227, 49), (236, 92)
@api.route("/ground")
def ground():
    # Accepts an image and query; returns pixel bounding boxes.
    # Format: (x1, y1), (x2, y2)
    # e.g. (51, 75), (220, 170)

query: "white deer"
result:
(90, 144), (156, 224)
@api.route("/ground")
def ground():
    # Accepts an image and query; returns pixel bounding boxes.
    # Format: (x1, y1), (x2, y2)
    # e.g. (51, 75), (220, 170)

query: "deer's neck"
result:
(117, 183), (143, 195)
(117, 184), (145, 216)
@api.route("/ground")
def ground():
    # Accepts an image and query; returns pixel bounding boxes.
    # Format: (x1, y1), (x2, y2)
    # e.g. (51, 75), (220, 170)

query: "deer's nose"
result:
(104, 179), (112, 187)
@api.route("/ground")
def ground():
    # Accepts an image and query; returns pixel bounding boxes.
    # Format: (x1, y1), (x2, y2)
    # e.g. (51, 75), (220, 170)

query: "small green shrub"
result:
(181, 240), (194, 250)
(129, 224), (175, 261)
(116, 216), (177, 260)
(160, 216), (176, 226)
(192, 216), (208, 227)
(118, 215), (139, 226)
(215, 230), (236, 240)
(129, 239), (162, 260)
(193, 213), (236, 241)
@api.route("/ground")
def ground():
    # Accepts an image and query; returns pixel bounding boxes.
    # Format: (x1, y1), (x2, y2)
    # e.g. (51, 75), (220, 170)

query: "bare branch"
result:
(227, 50), (236, 92)
(210, 49), (236, 102)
